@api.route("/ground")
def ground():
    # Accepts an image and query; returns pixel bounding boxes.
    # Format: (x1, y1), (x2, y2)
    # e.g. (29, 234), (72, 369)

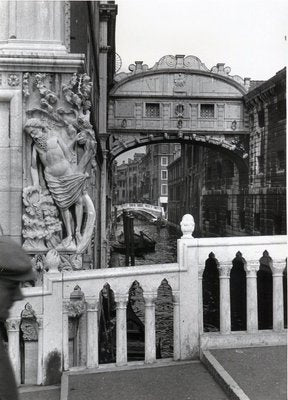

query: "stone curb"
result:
(19, 384), (60, 400)
(200, 350), (250, 400)
(19, 384), (60, 393)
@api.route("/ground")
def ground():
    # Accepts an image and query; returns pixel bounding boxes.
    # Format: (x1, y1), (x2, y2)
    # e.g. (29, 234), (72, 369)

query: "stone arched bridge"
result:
(115, 203), (165, 220)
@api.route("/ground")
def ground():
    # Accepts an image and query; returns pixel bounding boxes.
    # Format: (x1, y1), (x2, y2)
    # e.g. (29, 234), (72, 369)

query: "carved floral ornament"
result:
(270, 260), (287, 275)
(22, 73), (96, 256)
(5, 319), (20, 331)
(114, 55), (250, 90)
(244, 261), (260, 276)
(217, 263), (232, 277)
(63, 298), (86, 318)
(8, 73), (20, 87)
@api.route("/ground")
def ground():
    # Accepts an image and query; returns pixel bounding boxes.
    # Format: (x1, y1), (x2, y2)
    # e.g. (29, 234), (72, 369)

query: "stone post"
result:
(62, 300), (70, 371)
(86, 299), (99, 368)
(143, 291), (157, 364)
(178, 214), (199, 359)
(217, 263), (232, 334)
(271, 261), (286, 331)
(115, 293), (128, 366)
(198, 265), (205, 334)
(37, 317), (43, 385)
(6, 318), (21, 384)
(244, 261), (259, 332)
(172, 290), (180, 360)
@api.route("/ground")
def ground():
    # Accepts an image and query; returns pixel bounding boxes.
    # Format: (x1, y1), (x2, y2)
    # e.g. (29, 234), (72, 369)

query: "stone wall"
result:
(244, 68), (286, 235)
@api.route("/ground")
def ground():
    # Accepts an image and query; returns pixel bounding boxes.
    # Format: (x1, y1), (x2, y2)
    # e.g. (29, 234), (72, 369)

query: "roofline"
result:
(110, 68), (248, 96)
(244, 67), (286, 101)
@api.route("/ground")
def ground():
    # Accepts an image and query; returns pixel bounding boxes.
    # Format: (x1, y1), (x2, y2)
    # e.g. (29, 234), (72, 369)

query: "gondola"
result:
(112, 231), (156, 255)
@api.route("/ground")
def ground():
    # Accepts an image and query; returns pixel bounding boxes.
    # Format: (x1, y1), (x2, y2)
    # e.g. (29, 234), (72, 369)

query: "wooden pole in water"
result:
(123, 210), (130, 266)
(129, 215), (135, 266)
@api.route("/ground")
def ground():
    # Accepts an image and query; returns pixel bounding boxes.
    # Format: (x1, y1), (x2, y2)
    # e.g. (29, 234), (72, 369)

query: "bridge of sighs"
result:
(106, 54), (250, 165)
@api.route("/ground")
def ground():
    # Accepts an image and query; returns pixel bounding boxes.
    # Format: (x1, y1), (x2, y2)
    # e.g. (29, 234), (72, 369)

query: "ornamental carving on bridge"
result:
(114, 54), (250, 90)
(23, 73), (96, 255)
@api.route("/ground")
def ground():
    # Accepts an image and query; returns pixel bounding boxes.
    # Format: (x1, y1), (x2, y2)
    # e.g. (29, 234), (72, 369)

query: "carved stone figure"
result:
(24, 118), (95, 252)
(23, 73), (96, 255)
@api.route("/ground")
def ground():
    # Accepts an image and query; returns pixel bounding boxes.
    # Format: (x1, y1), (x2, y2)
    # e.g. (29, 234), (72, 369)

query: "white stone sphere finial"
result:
(180, 214), (195, 238)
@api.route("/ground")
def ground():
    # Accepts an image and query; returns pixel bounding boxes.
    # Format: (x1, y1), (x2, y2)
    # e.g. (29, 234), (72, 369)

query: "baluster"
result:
(62, 300), (70, 371)
(86, 299), (99, 368)
(143, 291), (157, 364)
(6, 319), (21, 384)
(244, 262), (259, 332)
(37, 317), (43, 384)
(198, 265), (205, 334)
(271, 261), (286, 331)
(217, 263), (232, 334)
(172, 290), (180, 360)
(115, 293), (128, 366)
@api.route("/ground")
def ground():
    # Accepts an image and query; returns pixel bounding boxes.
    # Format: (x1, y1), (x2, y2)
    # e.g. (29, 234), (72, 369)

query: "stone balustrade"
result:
(6, 215), (287, 385)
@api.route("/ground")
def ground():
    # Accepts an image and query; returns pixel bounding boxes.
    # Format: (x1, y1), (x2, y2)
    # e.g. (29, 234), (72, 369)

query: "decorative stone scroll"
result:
(114, 55), (249, 90)
(23, 72), (97, 256)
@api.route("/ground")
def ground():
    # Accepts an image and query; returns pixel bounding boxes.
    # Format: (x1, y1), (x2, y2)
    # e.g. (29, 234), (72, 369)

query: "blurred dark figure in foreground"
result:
(0, 227), (34, 400)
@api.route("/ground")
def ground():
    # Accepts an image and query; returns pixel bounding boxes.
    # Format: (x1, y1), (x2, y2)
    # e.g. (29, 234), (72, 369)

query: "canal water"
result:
(110, 218), (180, 267)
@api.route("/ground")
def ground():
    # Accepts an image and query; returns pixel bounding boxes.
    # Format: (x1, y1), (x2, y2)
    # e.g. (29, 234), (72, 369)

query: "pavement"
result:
(61, 360), (229, 400)
(19, 346), (287, 400)
(209, 346), (287, 400)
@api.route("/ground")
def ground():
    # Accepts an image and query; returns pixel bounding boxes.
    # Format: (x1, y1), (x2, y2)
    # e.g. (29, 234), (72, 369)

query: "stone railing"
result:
(6, 214), (287, 386)
(195, 235), (286, 350)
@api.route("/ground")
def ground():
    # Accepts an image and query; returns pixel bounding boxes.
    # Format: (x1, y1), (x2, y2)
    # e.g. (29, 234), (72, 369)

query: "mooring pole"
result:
(123, 210), (130, 266)
(129, 215), (135, 266)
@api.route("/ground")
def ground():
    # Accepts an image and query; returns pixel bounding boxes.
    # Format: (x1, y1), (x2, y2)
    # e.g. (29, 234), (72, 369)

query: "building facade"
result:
(168, 68), (286, 236)
(114, 153), (145, 204)
(138, 144), (181, 212)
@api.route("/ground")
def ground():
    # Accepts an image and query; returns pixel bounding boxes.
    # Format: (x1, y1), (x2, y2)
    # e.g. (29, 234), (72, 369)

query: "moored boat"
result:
(112, 231), (156, 255)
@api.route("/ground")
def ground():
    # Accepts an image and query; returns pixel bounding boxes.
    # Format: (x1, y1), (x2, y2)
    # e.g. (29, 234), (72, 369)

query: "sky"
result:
(114, 0), (288, 163)
(115, 0), (287, 81)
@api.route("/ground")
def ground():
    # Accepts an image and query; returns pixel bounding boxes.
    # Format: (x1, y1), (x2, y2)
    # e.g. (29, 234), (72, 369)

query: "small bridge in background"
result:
(115, 203), (164, 220)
